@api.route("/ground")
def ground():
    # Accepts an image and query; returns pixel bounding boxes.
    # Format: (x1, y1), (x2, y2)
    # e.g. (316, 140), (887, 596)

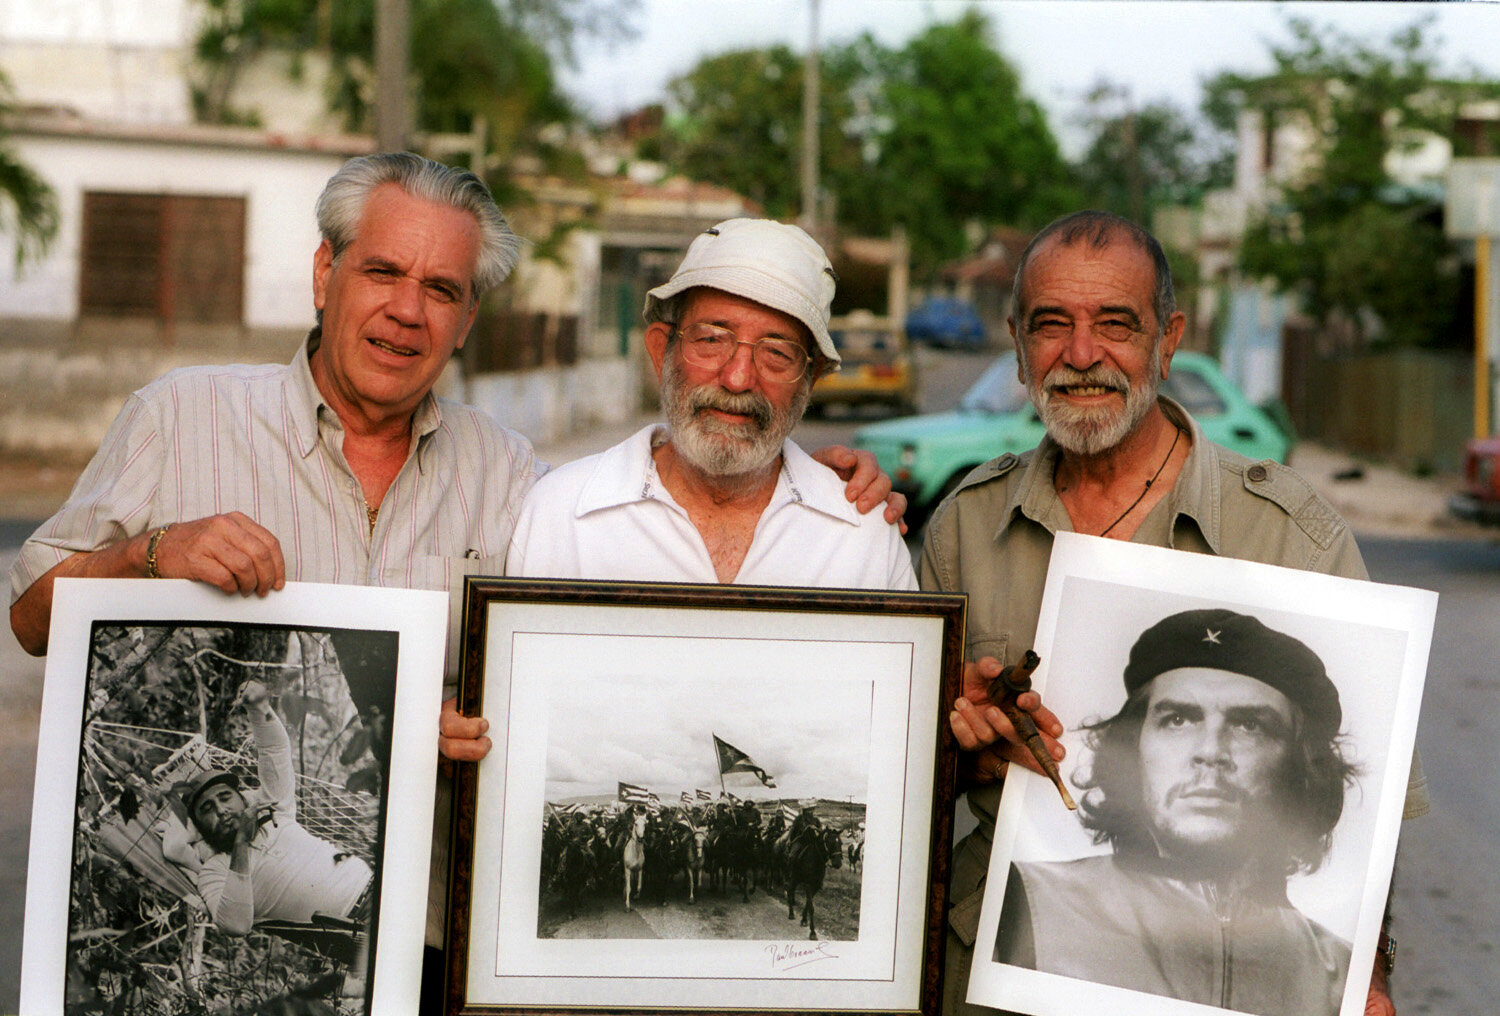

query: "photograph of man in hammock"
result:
(178, 679), (374, 936)
(67, 624), (395, 1015)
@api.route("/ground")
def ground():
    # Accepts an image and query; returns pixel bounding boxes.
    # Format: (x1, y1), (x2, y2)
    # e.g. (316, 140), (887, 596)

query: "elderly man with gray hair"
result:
(507, 218), (915, 589)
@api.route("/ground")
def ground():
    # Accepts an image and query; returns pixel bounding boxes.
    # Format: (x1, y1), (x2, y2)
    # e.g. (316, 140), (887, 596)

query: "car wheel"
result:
(909, 466), (980, 541)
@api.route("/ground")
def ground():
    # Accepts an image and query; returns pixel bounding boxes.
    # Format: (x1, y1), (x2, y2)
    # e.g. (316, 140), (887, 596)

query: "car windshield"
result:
(1161, 367), (1227, 416)
(959, 354), (1033, 414)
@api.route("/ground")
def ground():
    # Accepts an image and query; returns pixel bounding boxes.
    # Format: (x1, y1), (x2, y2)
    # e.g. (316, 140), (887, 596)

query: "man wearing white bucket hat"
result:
(507, 218), (915, 590)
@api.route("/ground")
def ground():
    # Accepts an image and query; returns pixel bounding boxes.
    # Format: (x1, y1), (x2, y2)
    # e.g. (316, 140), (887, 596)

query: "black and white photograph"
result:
(536, 674), (869, 943)
(968, 534), (1437, 1016)
(449, 579), (962, 1016)
(22, 579), (447, 1016)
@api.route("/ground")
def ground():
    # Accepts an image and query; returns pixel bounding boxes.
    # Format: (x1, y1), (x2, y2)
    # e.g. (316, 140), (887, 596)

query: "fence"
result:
(1284, 338), (1472, 473)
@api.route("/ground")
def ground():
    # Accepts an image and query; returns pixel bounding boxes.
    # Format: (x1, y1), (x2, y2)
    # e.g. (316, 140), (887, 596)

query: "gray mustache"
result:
(1044, 365), (1129, 392)
(690, 389), (773, 430)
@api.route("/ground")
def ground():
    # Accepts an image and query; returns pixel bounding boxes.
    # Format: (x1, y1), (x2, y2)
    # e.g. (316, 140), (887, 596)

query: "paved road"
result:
(0, 540), (43, 1016)
(1363, 537), (1500, 1015)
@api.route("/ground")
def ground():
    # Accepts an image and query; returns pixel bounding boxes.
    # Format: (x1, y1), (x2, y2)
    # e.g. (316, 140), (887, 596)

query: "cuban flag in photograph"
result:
(618, 781), (651, 805)
(713, 734), (777, 788)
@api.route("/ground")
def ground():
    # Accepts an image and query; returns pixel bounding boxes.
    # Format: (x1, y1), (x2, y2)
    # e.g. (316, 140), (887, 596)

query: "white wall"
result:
(0, 0), (194, 123)
(0, 0), (189, 45)
(0, 131), (354, 329)
(467, 359), (642, 448)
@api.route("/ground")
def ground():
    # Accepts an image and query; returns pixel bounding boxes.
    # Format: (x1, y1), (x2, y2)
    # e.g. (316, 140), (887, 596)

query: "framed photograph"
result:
(447, 578), (966, 1016)
(967, 533), (1438, 1016)
(22, 577), (449, 1016)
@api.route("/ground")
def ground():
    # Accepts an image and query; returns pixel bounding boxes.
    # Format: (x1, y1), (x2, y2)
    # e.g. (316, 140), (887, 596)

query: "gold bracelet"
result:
(145, 524), (172, 579)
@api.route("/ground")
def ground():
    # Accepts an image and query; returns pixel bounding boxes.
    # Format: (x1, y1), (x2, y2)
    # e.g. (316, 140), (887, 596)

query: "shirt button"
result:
(1247, 464), (1268, 482)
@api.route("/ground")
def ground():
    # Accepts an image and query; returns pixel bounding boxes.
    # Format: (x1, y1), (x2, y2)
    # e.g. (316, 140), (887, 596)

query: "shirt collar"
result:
(576, 424), (860, 525)
(289, 327), (445, 467)
(995, 396), (1219, 551)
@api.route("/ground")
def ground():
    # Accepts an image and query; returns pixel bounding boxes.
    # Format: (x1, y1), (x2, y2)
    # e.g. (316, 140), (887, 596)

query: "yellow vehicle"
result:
(809, 310), (917, 415)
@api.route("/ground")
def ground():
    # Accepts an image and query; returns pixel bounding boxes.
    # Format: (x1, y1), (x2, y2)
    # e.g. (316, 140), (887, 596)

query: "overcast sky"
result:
(541, 650), (876, 804)
(561, 1), (1500, 154)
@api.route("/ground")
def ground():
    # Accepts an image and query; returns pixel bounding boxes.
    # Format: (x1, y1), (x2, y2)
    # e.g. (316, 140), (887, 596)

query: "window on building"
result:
(79, 192), (246, 325)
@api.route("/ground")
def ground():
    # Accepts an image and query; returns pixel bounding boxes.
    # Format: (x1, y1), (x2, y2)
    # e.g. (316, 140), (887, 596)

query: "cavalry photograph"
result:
(451, 583), (960, 1015)
(536, 671), (871, 943)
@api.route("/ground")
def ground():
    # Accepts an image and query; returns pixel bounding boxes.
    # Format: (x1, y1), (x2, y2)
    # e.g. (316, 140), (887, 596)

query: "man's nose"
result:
(1062, 322), (1102, 369)
(1192, 721), (1235, 768)
(386, 277), (425, 326)
(718, 342), (757, 391)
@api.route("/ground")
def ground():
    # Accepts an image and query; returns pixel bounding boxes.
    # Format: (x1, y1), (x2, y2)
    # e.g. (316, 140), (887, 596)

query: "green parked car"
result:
(853, 350), (1294, 522)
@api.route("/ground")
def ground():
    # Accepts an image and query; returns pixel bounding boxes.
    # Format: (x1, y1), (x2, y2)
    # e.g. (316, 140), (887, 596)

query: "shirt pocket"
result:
(965, 632), (1010, 667)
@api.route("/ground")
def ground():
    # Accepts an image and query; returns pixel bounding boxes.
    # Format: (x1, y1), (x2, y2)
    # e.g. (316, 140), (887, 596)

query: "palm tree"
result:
(0, 70), (59, 269)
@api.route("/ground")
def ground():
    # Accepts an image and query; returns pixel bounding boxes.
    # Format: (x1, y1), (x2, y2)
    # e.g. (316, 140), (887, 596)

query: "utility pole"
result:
(375, 0), (410, 152)
(1446, 159), (1500, 438)
(799, 0), (821, 232)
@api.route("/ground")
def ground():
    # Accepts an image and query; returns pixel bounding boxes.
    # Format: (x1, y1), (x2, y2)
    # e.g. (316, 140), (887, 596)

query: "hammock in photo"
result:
(82, 718), (379, 966)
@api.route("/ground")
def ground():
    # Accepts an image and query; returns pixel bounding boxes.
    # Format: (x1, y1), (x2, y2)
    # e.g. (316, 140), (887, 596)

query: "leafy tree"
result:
(0, 70), (59, 269)
(839, 11), (1076, 273)
(663, 44), (862, 219)
(1210, 15), (1499, 348)
(660, 10), (1075, 277)
(1072, 83), (1233, 222)
(191, 0), (635, 164)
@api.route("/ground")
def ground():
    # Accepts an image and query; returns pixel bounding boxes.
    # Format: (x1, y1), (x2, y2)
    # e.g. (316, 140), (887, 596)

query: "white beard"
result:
(1027, 344), (1163, 456)
(661, 356), (809, 478)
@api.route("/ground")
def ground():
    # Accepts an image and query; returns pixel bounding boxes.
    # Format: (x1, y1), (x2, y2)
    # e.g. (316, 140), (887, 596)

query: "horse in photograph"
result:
(644, 814), (692, 904)
(685, 824), (709, 903)
(619, 809), (648, 912)
(554, 830), (597, 916)
(846, 824), (864, 873)
(706, 804), (758, 902)
(538, 812), (587, 915)
(759, 809), (788, 890)
(779, 814), (843, 939)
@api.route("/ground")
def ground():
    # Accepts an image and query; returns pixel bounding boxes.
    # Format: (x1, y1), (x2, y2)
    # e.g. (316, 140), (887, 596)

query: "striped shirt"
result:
(9, 337), (539, 675)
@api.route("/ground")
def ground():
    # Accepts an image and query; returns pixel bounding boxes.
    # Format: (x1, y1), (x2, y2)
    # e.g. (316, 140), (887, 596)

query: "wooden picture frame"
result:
(447, 578), (966, 1016)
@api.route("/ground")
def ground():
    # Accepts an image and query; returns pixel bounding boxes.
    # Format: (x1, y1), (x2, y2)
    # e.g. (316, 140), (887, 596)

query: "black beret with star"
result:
(1123, 608), (1341, 736)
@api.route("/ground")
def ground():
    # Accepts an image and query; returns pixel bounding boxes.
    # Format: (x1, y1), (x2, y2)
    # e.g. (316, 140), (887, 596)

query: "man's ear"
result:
(1160, 311), (1187, 378)
(1009, 318), (1028, 385)
(312, 239), (334, 312)
(645, 322), (672, 382)
(455, 299), (479, 351)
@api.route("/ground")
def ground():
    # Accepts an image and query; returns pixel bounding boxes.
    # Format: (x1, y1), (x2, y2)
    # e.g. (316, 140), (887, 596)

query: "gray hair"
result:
(1012, 210), (1176, 335)
(315, 152), (521, 300)
(645, 290), (690, 328)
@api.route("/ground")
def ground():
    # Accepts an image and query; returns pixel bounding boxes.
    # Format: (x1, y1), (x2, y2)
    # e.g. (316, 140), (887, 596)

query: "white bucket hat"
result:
(644, 218), (840, 365)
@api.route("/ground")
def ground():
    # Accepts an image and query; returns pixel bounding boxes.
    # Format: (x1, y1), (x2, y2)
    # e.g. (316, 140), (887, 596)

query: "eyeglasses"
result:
(672, 323), (812, 383)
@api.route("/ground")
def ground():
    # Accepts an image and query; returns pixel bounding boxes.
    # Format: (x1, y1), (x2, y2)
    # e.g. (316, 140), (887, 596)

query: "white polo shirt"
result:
(507, 425), (917, 590)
